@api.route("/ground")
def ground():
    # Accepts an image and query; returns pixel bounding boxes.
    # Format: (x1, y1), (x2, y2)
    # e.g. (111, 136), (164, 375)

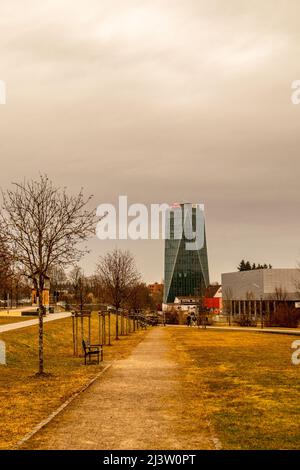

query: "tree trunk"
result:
(16, 283), (19, 307)
(10, 285), (13, 308)
(37, 280), (45, 375)
(121, 312), (124, 335)
(108, 312), (111, 345)
(38, 304), (44, 374)
(39, 292), (44, 375)
(116, 309), (119, 340)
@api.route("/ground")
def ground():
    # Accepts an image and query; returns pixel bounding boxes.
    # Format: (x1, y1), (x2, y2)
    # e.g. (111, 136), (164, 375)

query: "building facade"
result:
(148, 282), (164, 296)
(222, 268), (300, 319)
(163, 203), (209, 304)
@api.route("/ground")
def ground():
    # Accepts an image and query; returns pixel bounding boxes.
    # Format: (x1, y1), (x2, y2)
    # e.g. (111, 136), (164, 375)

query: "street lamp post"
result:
(260, 295), (264, 329)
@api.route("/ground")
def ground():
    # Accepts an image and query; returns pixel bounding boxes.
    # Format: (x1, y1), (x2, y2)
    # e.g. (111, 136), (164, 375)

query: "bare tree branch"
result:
(97, 249), (140, 339)
(1, 174), (100, 374)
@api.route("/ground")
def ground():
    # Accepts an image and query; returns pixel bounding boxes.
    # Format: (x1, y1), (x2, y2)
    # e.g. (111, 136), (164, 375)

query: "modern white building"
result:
(162, 296), (201, 313)
(222, 268), (300, 301)
(221, 268), (300, 320)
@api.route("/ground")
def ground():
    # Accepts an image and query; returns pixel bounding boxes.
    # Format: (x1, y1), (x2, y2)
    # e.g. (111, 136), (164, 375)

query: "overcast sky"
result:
(0, 0), (300, 283)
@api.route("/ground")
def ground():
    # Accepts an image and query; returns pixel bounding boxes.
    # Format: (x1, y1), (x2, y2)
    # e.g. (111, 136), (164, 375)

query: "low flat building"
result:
(162, 296), (201, 313)
(222, 268), (300, 319)
(174, 296), (202, 311)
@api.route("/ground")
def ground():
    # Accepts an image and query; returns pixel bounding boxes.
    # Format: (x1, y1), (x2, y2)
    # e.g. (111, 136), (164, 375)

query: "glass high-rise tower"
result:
(163, 203), (209, 304)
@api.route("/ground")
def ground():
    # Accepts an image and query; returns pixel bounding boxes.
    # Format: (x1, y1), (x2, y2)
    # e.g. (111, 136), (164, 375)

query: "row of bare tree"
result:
(51, 257), (158, 315)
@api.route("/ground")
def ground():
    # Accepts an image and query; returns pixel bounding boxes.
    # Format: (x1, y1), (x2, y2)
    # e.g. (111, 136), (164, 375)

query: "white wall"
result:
(222, 269), (300, 300)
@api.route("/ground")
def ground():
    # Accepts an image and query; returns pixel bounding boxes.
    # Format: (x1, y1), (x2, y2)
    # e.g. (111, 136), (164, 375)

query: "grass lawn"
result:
(168, 327), (300, 450)
(0, 317), (36, 325)
(0, 313), (147, 449)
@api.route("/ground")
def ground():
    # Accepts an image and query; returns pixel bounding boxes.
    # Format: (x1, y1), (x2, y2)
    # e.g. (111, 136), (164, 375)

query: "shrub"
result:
(269, 303), (300, 328)
(165, 309), (179, 324)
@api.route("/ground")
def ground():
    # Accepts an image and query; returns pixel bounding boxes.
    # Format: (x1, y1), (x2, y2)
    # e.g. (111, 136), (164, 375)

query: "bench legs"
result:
(84, 350), (103, 365)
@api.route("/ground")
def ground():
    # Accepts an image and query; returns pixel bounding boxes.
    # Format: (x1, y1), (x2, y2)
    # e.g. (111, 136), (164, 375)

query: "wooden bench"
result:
(82, 340), (103, 365)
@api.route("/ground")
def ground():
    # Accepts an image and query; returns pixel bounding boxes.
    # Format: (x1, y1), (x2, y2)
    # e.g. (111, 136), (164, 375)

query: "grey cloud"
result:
(0, 0), (300, 283)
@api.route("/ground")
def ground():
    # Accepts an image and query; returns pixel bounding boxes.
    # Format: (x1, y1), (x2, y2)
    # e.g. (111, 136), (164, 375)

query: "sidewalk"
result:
(0, 312), (71, 334)
(20, 328), (215, 450)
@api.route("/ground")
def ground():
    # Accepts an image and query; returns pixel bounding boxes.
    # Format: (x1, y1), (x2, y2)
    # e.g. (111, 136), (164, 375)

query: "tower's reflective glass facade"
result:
(163, 204), (209, 304)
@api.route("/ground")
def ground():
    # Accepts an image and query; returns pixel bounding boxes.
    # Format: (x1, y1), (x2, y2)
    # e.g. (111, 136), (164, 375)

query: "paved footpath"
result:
(20, 328), (215, 450)
(0, 312), (71, 334)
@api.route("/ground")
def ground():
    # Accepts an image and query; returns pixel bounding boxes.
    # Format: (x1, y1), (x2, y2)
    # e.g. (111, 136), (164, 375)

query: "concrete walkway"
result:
(0, 312), (71, 334)
(20, 328), (215, 450)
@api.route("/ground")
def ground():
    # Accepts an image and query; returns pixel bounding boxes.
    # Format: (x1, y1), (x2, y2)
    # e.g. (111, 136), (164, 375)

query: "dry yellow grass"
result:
(0, 313), (148, 449)
(167, 327), (300, 450)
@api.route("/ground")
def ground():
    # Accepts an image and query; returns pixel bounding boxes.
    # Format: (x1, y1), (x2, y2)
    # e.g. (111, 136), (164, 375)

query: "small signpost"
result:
(0, 341), (6, 365)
